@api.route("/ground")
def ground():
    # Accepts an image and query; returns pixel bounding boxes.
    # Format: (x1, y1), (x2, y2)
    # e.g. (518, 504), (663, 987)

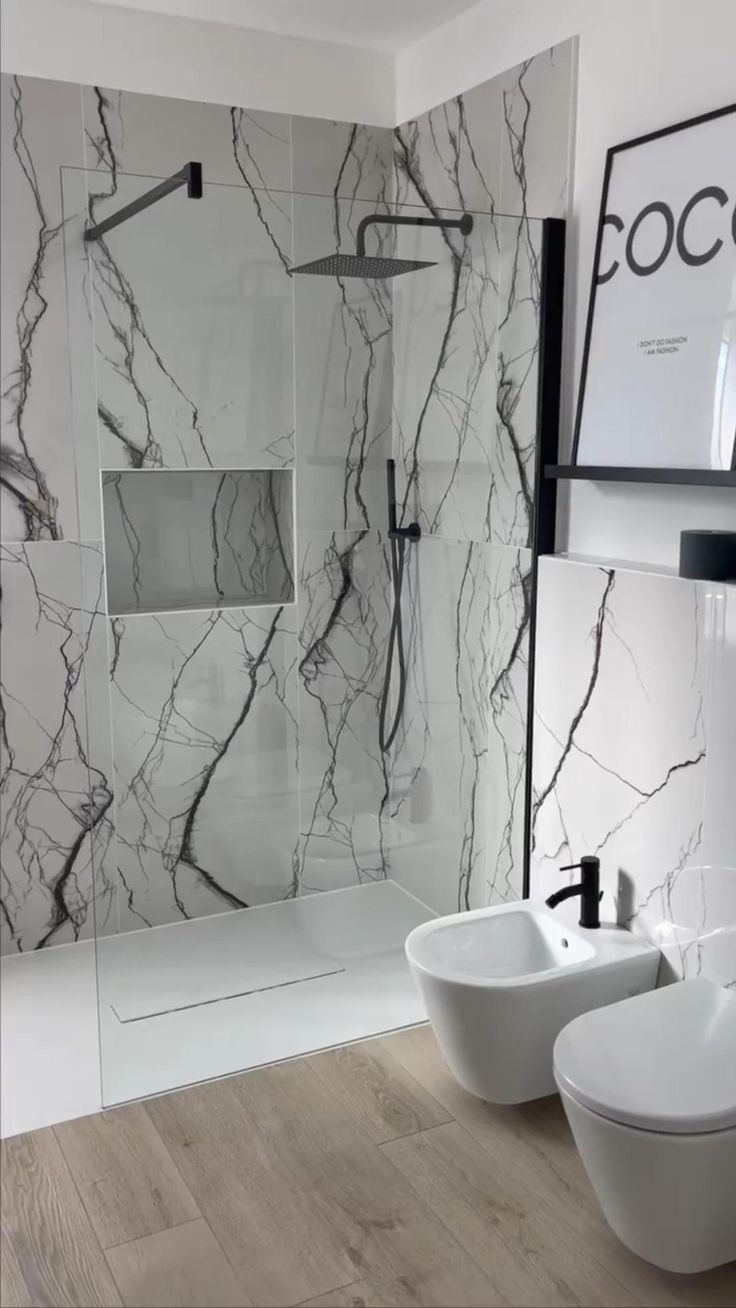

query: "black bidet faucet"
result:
(545, 855), (601, 929)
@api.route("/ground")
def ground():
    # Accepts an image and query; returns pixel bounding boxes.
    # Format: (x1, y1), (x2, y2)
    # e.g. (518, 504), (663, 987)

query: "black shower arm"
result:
(356, 212), (473, 257)
(84, 162), (203, 242)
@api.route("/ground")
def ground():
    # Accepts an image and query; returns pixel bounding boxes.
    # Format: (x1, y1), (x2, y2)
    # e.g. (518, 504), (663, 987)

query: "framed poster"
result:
(572, 104), (736, 482)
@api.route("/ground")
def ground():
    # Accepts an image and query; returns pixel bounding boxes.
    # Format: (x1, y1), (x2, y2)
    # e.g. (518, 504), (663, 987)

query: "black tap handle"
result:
(559, 855), (600, 873)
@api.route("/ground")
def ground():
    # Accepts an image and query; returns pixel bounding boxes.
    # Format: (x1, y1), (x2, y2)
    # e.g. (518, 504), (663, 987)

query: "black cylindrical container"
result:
(679, 530), (736, 582)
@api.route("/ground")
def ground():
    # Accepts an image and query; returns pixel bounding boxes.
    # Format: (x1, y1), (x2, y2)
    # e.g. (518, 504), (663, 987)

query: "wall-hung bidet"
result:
(405, 863), (659, 1104)
(554, 978), (736, 1273)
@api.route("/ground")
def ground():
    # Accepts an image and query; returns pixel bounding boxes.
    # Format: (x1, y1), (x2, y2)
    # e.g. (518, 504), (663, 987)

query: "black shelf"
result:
(545, 465), (736, 488)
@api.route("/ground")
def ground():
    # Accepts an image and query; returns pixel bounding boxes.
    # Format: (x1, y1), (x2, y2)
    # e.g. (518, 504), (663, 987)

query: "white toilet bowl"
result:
(554, 978), (736, 1274)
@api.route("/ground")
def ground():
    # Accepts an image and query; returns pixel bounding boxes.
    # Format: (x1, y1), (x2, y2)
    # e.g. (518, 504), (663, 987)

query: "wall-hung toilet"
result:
(554, 978), (736, 1274)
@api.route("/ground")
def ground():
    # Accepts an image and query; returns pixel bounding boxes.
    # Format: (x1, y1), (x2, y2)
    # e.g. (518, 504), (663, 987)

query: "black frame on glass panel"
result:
(523, 217), (566, 898)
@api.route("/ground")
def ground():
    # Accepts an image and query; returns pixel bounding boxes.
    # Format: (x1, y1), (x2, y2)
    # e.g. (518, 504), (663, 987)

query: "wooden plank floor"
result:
(2, 1026), (735, 1308)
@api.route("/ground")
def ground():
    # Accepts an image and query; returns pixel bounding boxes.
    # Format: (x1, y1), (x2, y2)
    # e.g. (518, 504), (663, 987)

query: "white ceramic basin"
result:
(406, 899), (660, 1104)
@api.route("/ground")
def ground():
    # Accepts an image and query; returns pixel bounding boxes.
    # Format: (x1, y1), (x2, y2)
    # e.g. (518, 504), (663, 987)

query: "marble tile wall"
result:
(388, 41), (577, 914)
(295, 530), (391, 894)
(85, 169), (295, 474)
(0, 70), (395, 952)
(1, 46), (579, 950)
(109, 604), (298, 929)
(0, 542), (116, 951)
(531, 558), (736, 988)
(0, 75), (89, 541)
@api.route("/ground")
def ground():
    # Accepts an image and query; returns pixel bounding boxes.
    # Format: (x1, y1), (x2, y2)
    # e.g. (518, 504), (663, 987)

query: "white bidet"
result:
(405, 899), (659, 1103)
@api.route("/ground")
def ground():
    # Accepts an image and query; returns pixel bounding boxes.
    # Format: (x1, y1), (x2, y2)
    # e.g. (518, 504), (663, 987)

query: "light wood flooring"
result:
(2, 1025), (735, 1308)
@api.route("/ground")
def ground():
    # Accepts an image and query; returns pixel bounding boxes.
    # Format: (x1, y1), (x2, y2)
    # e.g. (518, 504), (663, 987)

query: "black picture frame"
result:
(564, 103), (736, 488)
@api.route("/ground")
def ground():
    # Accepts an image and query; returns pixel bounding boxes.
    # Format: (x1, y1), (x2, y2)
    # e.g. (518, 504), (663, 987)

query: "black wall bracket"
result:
(84, 161), (203, 243)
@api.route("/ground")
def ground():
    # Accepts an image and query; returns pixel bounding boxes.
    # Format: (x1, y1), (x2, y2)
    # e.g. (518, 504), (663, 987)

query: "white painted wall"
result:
(398, 0), (736, 566)
(0, 0), (395, 126)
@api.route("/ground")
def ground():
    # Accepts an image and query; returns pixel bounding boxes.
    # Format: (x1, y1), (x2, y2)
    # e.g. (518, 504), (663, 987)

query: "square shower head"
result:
(289, 253), (437, 279)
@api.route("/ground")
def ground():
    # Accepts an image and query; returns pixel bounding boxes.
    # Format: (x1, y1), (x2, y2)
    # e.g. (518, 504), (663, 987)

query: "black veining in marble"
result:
(294, 531), (390, 894)
(110, 605), (295, 924)
(1, 78), (63, 541)
(0, 544), (115, 950)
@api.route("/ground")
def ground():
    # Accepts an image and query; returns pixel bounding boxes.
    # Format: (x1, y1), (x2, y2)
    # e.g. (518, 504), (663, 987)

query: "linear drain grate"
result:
(111, 964), (347, 1023)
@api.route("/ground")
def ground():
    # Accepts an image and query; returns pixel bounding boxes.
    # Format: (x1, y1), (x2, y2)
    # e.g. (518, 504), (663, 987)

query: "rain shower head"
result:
(290, 211), (473, 280)
(291, 252), (436, 279)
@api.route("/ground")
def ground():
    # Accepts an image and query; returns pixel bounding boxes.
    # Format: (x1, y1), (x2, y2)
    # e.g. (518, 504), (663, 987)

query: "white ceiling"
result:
(84, 0), (481, 52)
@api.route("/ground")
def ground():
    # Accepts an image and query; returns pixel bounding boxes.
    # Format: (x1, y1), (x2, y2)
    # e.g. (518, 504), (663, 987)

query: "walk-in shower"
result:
(1, 146), (562, 1125)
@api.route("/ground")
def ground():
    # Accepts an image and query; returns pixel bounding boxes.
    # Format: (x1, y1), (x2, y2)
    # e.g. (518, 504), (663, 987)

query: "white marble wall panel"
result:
(102, 469), (294, 615)
(391, 213), (542, 550)
(1, 60), (581, 952)
(82, 87), (291, 191)
(387, 41), (577, 917)
(392, 213), (501, 543)
(0, 75), (101, 541)
(499, 43), (576, 219)
(291, 118), (394, 202)
(80, 90), (397, 482)
(485, 547), (533, 901)
(393, 81), (502, 216)
(0, 72), (398, 949)
(702, 586), (736, 878)
(389, 538), (531, 915)
(293, 195), (393, 533)
(109, 604), (298, 930)
(393, 39), (575, 221)
(295, 530), (391, 893)
(392, 48), (569, 547)
(0, 542), (116, 952)
(87, 173), (294, 470)
(531, 558), (735, 987)
(83, 89), (395, 206)
(492, 215), (543, 550)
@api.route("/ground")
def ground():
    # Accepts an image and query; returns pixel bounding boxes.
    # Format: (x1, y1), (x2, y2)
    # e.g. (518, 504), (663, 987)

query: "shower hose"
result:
(379, 460), (420, 753)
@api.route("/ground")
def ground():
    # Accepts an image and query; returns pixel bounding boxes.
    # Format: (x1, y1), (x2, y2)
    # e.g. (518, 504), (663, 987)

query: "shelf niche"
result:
(102, 468), (294, 617)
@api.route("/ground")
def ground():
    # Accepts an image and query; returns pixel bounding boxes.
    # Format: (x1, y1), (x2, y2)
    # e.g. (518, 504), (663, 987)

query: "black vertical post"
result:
(522, 217), (566, 897)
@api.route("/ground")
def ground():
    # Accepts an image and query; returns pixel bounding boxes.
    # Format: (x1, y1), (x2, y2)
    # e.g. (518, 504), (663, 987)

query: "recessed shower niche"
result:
(101, 468), (294, 615)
